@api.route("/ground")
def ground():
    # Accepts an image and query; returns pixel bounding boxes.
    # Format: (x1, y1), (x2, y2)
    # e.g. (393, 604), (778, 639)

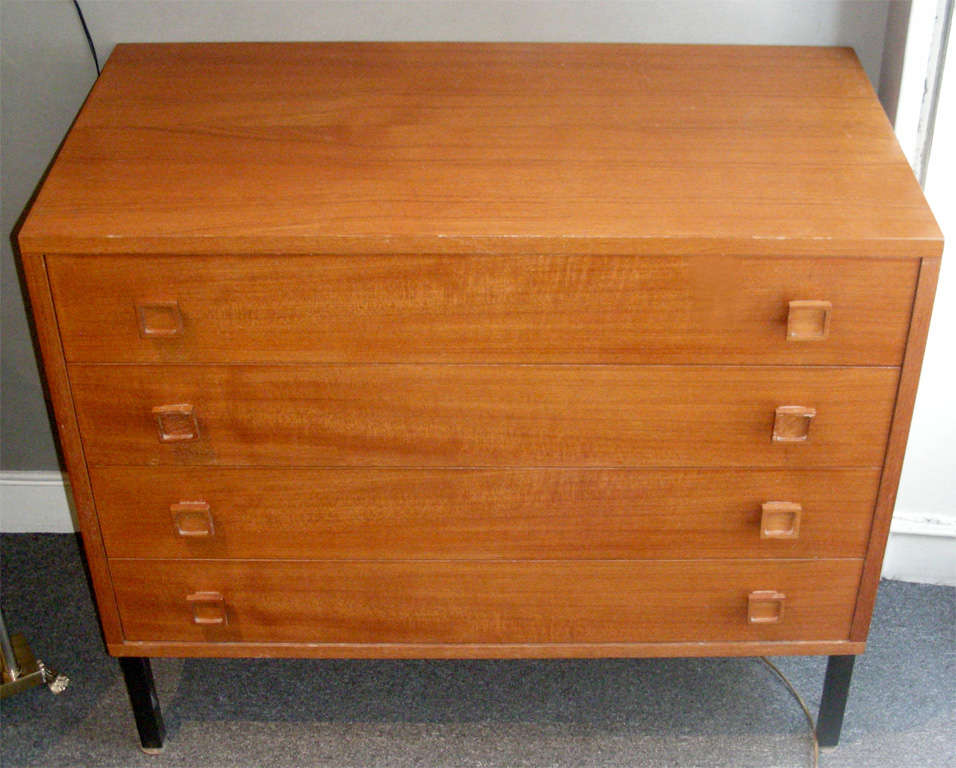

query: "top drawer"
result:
(47, 254), (916, 365)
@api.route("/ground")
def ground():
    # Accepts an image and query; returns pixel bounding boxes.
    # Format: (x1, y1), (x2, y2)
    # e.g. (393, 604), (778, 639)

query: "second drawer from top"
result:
(70, 364), (898, 468)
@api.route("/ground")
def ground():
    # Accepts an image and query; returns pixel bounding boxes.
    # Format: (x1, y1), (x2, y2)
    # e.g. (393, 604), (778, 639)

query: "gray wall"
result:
(878, 0), (912, 125)
(1, 0), (894, 470)
(2, 1), (98, 470)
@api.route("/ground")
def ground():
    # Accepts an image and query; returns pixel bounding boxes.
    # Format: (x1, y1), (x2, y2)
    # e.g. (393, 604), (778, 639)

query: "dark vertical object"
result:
(119, 657), (165, 752)
(817, 654), (855, 747)
(72, 1), (100, 75)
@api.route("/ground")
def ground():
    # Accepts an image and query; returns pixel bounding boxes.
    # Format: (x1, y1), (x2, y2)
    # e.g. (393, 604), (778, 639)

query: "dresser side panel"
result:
(851, 256), (942, 640)
(16, 253), (124, 645)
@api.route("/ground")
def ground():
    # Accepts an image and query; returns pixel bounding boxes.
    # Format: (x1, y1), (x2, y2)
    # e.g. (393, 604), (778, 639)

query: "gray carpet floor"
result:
(1, 534), (953, 768)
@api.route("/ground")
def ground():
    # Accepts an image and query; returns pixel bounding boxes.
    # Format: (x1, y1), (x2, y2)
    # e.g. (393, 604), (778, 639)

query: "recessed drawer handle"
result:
(153, 404), (199, 442)
(137, 301), (184, 338)
(171, 501), (214, 537)
(186, 591), (227, 625)
(787, 300), (831, 341)
(772, 405), (816, 443)
(748, 590), (786, 624)
(760, 501), (802, 539)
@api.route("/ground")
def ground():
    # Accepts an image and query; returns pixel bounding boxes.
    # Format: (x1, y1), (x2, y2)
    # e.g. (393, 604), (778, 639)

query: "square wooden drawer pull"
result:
(186, 591), (227, 625)
(787, 300), (831, 341)
(772, 405), (816, 443)
(171, 501), (214, 537)
(760, 502), (802, 539)
(137, 301), (184, 338)
(748, 590), (786, 624)
(153, 404), (199, 442)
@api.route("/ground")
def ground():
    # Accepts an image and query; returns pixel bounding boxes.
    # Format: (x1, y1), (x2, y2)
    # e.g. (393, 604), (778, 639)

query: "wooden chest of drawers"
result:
(18, 43), (941, 749)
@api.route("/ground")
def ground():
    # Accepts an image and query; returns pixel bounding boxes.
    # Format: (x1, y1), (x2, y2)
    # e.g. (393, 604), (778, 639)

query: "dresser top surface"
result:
(19, 42), (940, 257)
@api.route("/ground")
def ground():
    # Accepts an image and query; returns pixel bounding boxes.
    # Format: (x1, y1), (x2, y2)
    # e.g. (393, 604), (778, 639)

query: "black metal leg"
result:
(817, 654), (855, 747)
(119, 657), (166, 753)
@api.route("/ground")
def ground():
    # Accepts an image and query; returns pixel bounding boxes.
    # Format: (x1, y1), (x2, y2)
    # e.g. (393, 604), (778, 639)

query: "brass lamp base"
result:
(1, 633), (69, 699)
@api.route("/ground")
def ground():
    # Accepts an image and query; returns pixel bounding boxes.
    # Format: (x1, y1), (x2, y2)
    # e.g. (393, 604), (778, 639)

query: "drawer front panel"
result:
(71, 364), (898, 468)
(91, 466), (879, 560)
(48, 254), (916, 365)
(110, 558), (863, 644)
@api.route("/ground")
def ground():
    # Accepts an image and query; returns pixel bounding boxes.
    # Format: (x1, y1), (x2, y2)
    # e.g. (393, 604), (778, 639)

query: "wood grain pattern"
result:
(69, 364), (899, 468)
(16, 256), (124, 643)
(851, 257), (943, 639)
(47, 254), (917, 366)
(18, 43), (941, 257)
(109, 558), (863, 644)
(89, 467), (880, 560)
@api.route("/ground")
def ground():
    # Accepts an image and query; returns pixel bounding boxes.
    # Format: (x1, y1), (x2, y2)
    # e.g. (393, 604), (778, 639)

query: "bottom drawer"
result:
(111, 559), (862, 645)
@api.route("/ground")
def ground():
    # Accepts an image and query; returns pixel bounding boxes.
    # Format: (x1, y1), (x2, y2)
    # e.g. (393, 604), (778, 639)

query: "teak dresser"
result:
(18, 43), (941, 751)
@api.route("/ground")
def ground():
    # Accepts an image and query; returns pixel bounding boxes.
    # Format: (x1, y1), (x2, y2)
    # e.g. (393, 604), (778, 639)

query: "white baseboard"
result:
(0, 471), (77, 533)
(1, 472), (954, 585)
(883, 512), (956, 586)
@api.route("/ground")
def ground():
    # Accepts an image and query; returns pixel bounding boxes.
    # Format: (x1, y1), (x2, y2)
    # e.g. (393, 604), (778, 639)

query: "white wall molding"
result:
(0, 471), (77, 533)
(883, 512), (956, 586)
(895, 0), (956, 579)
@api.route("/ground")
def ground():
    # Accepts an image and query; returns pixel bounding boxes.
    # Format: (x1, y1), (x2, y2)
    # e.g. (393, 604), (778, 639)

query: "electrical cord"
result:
(759, 657), (820, 768)
(72, 0), (100, 76)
